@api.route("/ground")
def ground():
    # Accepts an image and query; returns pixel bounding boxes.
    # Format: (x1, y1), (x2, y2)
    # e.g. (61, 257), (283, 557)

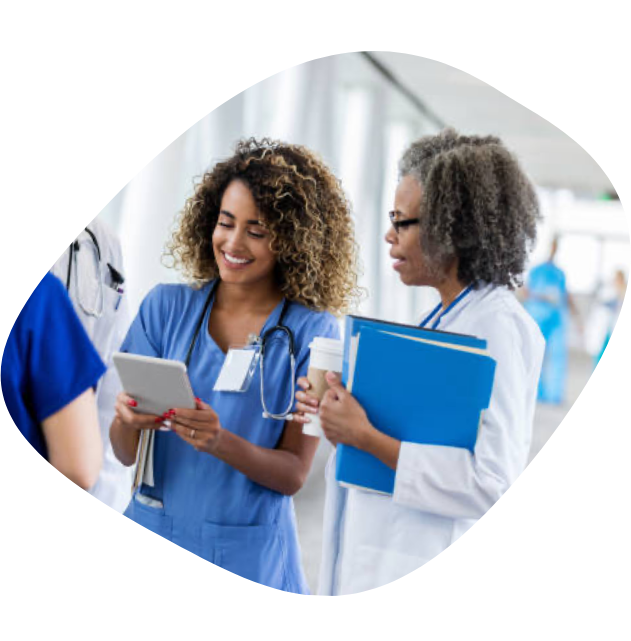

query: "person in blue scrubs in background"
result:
(593, 268), (627, 366)
(110, 138), (360, 593)
(523, 237), (581, 404)
(2, 272), (106, 489)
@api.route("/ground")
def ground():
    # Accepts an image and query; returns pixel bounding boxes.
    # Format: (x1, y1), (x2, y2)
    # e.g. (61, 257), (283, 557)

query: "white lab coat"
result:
(51, 218), (133, 512)
(318, 284), (545, 595)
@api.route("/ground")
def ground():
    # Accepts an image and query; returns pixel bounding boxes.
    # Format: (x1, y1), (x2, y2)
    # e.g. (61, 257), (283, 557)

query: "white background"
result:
(26, 1), (611, 639)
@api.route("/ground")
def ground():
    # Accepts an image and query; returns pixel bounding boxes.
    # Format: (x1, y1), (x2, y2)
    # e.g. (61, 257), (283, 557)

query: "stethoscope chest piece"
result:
(186, 281), (297, 421)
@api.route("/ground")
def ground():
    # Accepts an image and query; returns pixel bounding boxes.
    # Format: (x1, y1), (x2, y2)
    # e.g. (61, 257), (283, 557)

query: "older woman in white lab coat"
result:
(295, 129), (546, 595)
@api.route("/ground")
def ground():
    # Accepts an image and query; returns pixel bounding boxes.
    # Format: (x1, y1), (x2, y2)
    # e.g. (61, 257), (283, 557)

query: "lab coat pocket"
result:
(201, 522), (287, 591)
(126, 497), (173, 540)
(344, 544), (427, 595)
(103, 285), (123, 316)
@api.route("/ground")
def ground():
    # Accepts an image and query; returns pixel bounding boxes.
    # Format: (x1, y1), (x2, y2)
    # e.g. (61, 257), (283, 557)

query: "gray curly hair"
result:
(398, 128), (540, 289)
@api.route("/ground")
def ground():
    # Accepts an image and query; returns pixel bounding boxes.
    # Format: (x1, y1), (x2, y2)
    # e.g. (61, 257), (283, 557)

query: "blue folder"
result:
(336, 325), (496, 495)
(341, 315), (487, 388)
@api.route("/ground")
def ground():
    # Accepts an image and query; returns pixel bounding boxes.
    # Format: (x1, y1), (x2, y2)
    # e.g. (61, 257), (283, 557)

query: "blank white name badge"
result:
(213, 344), (261, 392)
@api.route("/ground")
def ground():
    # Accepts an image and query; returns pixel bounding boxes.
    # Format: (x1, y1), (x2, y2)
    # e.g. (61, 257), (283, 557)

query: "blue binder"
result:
(336, 325), (496, 495)
(341, 315), (488, 389)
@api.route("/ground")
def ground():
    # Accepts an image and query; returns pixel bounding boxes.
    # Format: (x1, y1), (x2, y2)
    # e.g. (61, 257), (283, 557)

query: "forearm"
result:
(110, 417), (141, 467)
(42, 389), (103, 490)
(360, 426), (401, 471)
(212, 430), (308, 495)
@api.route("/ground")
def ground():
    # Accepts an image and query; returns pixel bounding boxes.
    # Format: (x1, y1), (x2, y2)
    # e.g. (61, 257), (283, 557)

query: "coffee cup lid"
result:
(309, 336), (343, 354)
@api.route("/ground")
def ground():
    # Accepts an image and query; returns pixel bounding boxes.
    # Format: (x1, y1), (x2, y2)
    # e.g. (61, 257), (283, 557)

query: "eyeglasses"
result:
(388, 211), (420, 234)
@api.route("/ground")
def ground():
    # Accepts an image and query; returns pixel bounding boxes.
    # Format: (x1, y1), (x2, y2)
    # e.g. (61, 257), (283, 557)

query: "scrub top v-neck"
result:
(119, 280), (339, 593)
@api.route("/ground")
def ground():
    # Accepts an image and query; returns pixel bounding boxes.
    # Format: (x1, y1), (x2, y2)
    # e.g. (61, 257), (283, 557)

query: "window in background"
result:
(379, 121), (417, 323)
(601, 240), (630, 285)
(338, 85), (386, 317)
(556, 233), (601, 294)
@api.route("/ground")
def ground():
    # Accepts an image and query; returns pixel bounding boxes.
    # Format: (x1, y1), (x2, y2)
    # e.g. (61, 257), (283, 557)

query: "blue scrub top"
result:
(524, 261), (569, 404)
(120, 281), (339, 593)
(524, 261), (568, 335)
(1, 272), (106, 459)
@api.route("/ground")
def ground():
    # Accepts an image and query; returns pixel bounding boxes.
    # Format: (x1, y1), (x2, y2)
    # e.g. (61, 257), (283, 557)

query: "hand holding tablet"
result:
(112, 353), (197, 418)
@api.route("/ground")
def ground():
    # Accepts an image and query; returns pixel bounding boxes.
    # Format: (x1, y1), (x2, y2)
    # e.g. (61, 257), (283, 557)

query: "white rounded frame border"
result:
(26, 0), (611, 639)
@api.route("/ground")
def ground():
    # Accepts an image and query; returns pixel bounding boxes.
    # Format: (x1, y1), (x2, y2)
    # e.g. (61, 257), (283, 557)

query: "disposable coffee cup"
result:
(302, 337), (343, 437)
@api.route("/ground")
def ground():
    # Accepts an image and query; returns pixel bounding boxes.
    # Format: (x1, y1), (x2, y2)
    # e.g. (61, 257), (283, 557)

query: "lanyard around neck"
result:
(420, 285), (473, 330)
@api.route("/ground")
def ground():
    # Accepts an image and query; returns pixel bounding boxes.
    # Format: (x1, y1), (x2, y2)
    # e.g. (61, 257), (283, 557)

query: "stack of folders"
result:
(336, 315), (497, 495)
(133, 430), (155, 491)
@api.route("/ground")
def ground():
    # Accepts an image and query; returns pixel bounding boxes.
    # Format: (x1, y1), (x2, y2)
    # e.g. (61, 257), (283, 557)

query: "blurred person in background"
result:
(594, 269), (627, 367)
(295, 129), (545, 595)
(522, 237), (582, 405)
(2, 272), (105, 490)
(51, 219), (133, 512)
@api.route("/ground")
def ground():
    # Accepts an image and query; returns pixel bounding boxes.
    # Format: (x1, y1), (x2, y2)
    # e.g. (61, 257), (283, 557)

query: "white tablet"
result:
(112, 352), (197, 415)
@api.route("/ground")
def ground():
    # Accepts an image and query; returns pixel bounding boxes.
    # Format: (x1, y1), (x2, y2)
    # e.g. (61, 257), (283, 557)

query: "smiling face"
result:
(212, 179), (277, 288)
(385, 175), (439, 287)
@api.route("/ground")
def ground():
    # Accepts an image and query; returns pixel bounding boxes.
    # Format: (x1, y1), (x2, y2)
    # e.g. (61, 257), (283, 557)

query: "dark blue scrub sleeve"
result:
(2, 273), (106, 458)
(29, 273), (106, 421)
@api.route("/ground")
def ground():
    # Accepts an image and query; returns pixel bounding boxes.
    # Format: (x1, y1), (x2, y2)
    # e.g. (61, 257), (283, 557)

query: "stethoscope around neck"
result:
(184, 279), (297, 421)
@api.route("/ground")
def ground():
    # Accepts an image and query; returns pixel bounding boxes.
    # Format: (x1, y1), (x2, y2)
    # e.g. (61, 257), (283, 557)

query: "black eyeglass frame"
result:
(388, 211), (421, 234)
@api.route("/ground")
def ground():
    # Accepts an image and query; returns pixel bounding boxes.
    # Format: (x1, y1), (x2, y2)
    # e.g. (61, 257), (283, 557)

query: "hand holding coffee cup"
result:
(294, 337), (343, 437)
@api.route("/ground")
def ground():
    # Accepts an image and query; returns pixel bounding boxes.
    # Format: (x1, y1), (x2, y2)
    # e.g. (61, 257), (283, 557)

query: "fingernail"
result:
(169, 409), (176, 417)
(195, 397), (201, 403)
(154, 417), (163, 424)
(128, 399), (137, 407)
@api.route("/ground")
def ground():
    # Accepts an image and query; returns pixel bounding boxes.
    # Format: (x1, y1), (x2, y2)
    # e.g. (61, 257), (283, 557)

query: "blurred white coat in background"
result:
(51, 218), (133, 512)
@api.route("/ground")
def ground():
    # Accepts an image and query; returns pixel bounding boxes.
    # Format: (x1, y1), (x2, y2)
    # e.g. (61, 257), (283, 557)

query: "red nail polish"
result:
(154, 417), (162, 424)
(195, 397), (201, 403)
(168, 410), (176, 417)
(128, 399), (137, 407)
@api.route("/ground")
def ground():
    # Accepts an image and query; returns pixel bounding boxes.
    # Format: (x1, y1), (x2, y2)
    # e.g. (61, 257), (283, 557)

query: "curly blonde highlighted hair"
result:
(165, 138), (361, 315)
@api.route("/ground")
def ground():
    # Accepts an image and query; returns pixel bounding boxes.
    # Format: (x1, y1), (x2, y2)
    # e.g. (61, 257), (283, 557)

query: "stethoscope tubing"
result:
(65, 227), (105, 318)
(186, 279), (297, 421)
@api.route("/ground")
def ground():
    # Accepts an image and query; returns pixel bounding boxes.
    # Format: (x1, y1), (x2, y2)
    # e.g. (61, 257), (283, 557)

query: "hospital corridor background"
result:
(9, 52), (628, 593)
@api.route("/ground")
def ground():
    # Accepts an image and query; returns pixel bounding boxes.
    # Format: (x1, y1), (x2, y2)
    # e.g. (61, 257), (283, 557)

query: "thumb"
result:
(195, 396), (212, 411)
(325, 371), (346, 399)
(325, 371), (342, 387)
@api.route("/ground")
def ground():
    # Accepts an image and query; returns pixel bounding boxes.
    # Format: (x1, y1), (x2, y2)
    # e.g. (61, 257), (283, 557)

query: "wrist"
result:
(355, 419), (378, 452)
(207, 425), (225, 456)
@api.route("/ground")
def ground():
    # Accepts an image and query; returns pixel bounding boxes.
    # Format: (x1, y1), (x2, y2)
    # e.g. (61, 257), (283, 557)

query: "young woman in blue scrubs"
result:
(110, 139), (359, 593)
(2, 272), (105, 489)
